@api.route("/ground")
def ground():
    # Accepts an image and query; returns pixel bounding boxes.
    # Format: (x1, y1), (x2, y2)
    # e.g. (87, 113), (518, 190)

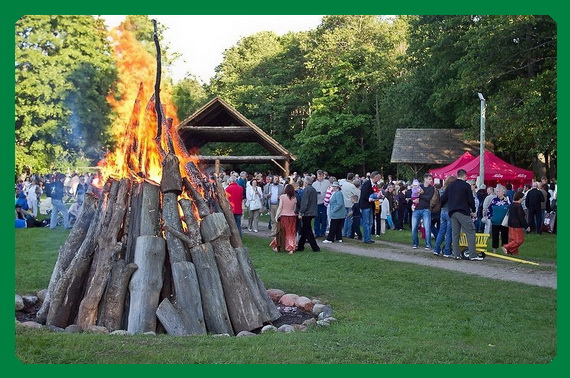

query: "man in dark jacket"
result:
(440, 169), (481, 260)
(297, 176), (320, 252)
(359, 171), (381, 244)
(525, 182), (545, 234)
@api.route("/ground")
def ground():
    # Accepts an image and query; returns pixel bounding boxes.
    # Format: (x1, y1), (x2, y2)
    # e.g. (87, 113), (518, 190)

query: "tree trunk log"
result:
(171, 261), (206, 335)
(160, 153), (182, 194)
(156, 298), (191, 336)
(127, 235), (166, 334)
(36, 193), (97, 324)
(212, 179), (243, 248)
(45, 191), (108, 328)
(125, 182), (160, 264)
(76, 179), (130, 330)
(98, 260), (138, 331)
(188, 244), (234, 335)
(200, 212), (231, 243)
(179, 198), (201, 248)
(235, 246), (281, 322)
(162, 192), (188, 264)
(210, 237), (263, 333)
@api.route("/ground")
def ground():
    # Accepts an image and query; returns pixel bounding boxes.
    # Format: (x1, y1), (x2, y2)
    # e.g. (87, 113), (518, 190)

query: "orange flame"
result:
(101, 23), (186, 183)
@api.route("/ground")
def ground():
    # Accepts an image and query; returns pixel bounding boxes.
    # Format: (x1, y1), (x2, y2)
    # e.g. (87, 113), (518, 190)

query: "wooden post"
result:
(170, 261), (207, 335)
(127, 235), (166, 334)
(215, 159), (220, 177)
(98, 260), (138, 331)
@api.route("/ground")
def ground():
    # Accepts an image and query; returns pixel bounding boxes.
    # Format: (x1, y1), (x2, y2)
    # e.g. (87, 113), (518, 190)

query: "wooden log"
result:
(160, 153), (182, 194)
(156, 298), (191, 336)
(212, 178), (243, 248)
(46, 190), (107, 328)
(77, 179), (130, 330)
(188, 244), (234, 335)
(171, 261), (207, 335)
(125, 182), (161, 264)
(36, 193), (97, 324)
(235, 246), (281, 323)
(182, 177), (210, 218)
(210, 237), (263, 333)
(200, 213), (231, 243)
(179, 198), (201, 248)
(98, 260), (138, 331)
(162, 192), (189, 264)
(127, 235), (166, 334)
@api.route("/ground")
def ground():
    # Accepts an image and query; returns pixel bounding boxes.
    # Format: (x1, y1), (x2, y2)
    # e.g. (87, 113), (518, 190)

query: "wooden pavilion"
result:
(177, 97), (296, 177)
(390, 128), (493, 177)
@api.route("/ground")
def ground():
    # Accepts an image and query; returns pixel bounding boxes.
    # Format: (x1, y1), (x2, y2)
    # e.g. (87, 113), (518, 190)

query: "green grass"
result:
(14, 228), (557, 364)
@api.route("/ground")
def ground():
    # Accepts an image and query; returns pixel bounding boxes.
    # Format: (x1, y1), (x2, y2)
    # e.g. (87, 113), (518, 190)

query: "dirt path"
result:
(244, 222), (557, 290)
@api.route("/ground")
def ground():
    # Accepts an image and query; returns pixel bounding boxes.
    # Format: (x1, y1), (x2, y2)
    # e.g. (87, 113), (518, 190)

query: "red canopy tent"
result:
(429, 151), (475, 180)
(438, 151), (534, 188)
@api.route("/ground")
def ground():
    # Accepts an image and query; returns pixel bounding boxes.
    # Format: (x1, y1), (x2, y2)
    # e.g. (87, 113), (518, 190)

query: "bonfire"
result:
(35, 20), (280, 336)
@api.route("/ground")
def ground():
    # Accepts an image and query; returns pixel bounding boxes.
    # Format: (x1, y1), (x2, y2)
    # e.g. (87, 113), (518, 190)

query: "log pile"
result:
(36, 157), (280, 335)
(35, 20), (280, 336)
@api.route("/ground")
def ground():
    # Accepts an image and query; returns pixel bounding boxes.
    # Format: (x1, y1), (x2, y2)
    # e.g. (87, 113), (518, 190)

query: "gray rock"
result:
(236, 330), (256, 337)
(312, 299), (323, 304)
(302, 318), (317, 327)
(277, 324), (295, 333)
(110, 330), (130, 336)
(44, 325), (65, 333)
(316, 320), (331, 327)
(18, 321), (43, 329)
(212, 333), (231, 337)
(321, 305), (333, 318)
(65, 324), (84, 333)
(143, 331), (156, 336)
(323, 317), (337, 323)
(15, 294), (24, 311)
(22, 295), (38, 307)
(312, 303), (325, 316)
(261, 325), (278, 333)
(86, 325), (109, 334)
(291, 324), (308, 332)
(36, 289), (48, 303)
(318, 312), (326, 321)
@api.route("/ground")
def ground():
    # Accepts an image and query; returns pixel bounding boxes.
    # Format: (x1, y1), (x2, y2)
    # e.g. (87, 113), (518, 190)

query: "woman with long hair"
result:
(270, 184), (298, 254)
(433, 175), (457, 257)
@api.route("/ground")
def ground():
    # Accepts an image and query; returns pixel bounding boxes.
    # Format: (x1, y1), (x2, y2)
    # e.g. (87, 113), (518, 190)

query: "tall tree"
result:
(15, 15), (116, 175)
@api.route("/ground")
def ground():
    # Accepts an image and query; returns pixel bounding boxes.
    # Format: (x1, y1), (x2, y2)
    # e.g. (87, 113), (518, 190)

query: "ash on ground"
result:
(269, 301), (314, 328)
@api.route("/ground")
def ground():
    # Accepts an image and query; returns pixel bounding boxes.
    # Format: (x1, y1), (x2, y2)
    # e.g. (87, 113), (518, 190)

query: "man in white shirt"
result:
(312, 170), (330, 238)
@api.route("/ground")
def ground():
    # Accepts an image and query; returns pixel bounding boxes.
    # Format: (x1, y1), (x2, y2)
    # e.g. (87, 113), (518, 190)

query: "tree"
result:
(15, 15), (116, 175)
(172, 74), (208, 121)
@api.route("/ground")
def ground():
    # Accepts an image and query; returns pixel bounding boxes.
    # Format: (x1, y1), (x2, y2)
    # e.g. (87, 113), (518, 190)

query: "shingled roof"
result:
(390, 128), (492, 165)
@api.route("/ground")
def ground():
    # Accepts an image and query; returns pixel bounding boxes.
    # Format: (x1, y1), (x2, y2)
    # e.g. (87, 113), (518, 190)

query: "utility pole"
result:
(477, 93), (487, 188)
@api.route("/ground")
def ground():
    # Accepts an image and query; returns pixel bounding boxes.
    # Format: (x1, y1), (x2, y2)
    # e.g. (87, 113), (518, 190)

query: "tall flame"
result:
(101, 22), (183, 183)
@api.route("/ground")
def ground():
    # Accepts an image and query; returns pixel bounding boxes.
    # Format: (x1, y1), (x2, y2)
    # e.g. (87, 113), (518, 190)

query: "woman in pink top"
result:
(270, 184), (298, 254)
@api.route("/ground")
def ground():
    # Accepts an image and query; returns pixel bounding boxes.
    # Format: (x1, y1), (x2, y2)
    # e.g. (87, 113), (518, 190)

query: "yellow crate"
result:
(459, 233), (490, 253)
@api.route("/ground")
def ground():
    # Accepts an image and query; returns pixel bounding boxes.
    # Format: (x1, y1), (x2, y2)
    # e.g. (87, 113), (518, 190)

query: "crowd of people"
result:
(15, 171), (93, 229)
(220, 169), (557, 258)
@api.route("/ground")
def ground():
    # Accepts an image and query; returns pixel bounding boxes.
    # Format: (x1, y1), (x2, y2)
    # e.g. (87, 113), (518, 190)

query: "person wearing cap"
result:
(49, 173), (71, 229)
(322, 182), (346, 243)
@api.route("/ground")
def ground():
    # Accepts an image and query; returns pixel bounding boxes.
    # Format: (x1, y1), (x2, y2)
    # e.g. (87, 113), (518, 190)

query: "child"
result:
(501, 191), (530, 256)
(349, 195), (362, 240)
(410, 179), (421, 211)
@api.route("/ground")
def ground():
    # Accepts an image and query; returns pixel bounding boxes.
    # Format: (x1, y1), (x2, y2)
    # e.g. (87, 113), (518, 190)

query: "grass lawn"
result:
(14, 226), (557, 364)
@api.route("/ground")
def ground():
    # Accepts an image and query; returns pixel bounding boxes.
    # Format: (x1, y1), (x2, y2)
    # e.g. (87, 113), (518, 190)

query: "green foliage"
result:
(15, 15), (117, 175)
(172, 74), (208, 121)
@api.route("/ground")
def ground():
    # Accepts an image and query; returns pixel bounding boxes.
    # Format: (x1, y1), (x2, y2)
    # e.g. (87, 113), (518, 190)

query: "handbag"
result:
(249, 197), (262, 211)
(501, 213), (509, 227)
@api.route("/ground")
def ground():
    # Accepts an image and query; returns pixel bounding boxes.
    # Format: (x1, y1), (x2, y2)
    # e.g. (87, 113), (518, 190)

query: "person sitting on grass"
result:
(15, 204), (46, 228)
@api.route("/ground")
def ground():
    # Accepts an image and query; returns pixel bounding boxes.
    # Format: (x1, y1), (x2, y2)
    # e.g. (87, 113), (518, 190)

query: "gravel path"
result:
(244, 222), (557, 290)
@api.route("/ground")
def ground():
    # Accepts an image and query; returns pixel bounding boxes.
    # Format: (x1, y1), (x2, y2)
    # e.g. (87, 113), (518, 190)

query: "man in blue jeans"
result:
(359, 171), (381, 244)
(49, 173), (71, 229)
(407, 173), (435, 249)
(312, 170), (330, 237)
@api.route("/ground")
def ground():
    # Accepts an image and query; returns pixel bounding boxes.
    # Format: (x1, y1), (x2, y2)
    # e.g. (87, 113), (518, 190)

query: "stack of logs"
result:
(36, 154), (280, 336)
